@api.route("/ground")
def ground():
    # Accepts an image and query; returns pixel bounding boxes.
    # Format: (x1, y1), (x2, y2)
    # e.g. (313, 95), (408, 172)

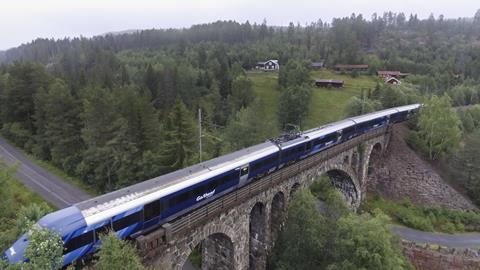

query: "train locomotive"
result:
(3, 104), (420, 267)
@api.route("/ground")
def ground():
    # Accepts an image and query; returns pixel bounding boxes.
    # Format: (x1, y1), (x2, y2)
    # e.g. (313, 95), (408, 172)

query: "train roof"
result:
(348, 108), (399, 124)
(395, 104), (421, 112)
(303, 119), (356, 140)
(275, 135), (307, 149)
(76, 141), (278, 224)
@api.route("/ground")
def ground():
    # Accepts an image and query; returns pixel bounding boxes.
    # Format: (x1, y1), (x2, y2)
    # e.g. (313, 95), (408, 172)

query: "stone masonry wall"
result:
(402, 241), (480, 270)
(367, 124), (478, 210)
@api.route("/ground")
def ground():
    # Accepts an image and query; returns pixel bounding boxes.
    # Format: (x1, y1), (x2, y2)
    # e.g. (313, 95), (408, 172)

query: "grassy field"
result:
(247, 71), (281, 124)
(305, 69), (378, 129)
(247, 69), (378, 131)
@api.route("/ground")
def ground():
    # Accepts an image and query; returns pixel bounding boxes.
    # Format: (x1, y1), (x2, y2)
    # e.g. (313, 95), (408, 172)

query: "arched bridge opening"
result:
(249, 202), (267, 270)
(183, 233), (234, 270)
(325, 169), (359, 208)
(270, 192), (286, 247)
(368, 143), (383, 176)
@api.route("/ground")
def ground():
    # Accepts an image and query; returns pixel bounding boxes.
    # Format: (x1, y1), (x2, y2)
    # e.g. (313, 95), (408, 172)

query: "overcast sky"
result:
(0, 0), (478, 50)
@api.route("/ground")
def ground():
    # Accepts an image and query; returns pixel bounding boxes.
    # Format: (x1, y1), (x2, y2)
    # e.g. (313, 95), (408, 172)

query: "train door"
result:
(238, 164), (250, 186)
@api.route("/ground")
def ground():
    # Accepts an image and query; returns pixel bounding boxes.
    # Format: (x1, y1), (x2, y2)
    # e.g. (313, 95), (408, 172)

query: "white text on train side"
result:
(196, 189), (216, 202)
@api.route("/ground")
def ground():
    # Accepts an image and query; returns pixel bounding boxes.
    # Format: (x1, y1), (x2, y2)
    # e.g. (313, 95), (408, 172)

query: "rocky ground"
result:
(367, 123), (478, 211)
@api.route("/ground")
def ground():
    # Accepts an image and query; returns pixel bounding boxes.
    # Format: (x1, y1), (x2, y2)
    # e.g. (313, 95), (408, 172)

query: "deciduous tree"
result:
(94, 231), (144, 270)
(415, 95), (462, 160)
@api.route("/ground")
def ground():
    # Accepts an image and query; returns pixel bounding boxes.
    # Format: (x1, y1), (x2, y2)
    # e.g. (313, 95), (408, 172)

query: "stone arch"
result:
(324, 168), (360, 209)
(249, 202), (267, 270)
(270, 192), (286, 246)
(180, 232), (234, 270)
(367, 142), (383, 176)
(290, 183), (301, 196)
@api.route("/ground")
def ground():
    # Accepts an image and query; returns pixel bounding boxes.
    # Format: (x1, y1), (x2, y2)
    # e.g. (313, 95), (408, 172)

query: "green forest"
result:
(2, 12), (480, 194)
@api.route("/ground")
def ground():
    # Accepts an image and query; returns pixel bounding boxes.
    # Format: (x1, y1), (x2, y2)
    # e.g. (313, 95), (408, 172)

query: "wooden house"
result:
(385, 77), (401, 85)
(334, 64), (368, 72)
(255, 60), (279, 71)
(377, 70), (408, 79)
(315, 79), (344, 88)
(311, 61), (325, 69)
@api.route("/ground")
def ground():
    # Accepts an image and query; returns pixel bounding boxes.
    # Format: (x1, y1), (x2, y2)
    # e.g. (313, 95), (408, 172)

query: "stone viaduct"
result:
(135, 126), (391, 270)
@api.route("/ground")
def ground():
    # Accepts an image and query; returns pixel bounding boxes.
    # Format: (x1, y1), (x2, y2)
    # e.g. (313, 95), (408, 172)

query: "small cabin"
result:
(385, 77), (401, 85)
(315, 79), (344, 88)
(311, 61), (324, 69)
(377, 70), (408, 79)
(255, 60), (279, 71)
(334, 64), (368, 72)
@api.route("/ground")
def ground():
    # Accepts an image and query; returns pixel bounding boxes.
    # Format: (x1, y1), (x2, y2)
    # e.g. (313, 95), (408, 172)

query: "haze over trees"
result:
(1, 12), (480, 192)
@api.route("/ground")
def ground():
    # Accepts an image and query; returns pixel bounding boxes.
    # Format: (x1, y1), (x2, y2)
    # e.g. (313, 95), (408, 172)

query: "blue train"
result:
(3, 104), (420, 267)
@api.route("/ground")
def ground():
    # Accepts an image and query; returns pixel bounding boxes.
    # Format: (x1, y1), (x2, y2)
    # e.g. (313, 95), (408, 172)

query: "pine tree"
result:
(474, 9), (480, 24)
(3, 62), (50, 136)
(159, 99), (196, 173)
(116, 86), (161, 152)
(120, 65), (130, 86)
(278, 86), (311, 130)
(144, 64), (158, 102)
(78, 86), (138, 191)
(228, 75), (255, 113)
(34, 79), (83, 172)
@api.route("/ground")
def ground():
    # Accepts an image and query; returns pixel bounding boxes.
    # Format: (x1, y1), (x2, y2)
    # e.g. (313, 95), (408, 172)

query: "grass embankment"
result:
(363, 196), (480, 234)
(1, 163), (54, 251)
(247, 69), (378, 130)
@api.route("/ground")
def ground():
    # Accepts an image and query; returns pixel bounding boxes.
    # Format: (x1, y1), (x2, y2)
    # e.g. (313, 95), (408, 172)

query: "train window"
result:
(240, 166), (249, 176)
(218, 175), (228, 186)
(178, 192), (190, 203)
(112, 212), (142, 231)
(200, 185), (208, 195)
(159, 200), (169, 213)
(251, 162), (261, 172)
(95, 224), (111, 241)
(144, 200), (160, 221)
(64, 231), (94, 254)
(306, 141), (312, 151)
(206, 180), (216, 191)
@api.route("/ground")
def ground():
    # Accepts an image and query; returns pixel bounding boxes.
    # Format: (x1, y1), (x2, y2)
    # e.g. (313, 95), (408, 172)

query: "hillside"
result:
(248, 69), (378, 130)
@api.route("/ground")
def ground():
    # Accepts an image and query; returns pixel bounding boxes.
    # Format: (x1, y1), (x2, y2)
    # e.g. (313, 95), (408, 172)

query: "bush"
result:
(364, 197), (480, 233)
(1, 122), (31, 148)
